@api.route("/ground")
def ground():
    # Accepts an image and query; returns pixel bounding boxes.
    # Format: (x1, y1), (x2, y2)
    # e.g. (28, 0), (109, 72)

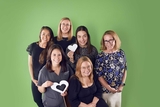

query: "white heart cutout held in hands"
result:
(68, 44), (78, 52)
(51, 80), (69, 94)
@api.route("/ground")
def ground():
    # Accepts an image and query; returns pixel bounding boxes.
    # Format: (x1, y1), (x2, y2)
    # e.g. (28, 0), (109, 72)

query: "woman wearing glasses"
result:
(54, 17), (76, 53)
(94, 30), (127, 107)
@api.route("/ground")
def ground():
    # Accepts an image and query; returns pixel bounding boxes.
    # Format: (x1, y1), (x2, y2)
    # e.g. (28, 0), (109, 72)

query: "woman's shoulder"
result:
(91, 44), (98, 51)
(97, 51), (105, 56)
(28, 42), (38, 47)
(69, 75), (79, 83)
(119, 49), (125, 53)
(90, 44), (96, 49)
(40, 66), (48, 73)
(26, 42), (38, 53)
(70, 36), (76, 42)
(71, 36), (76, 39)
(53, 36), (58, 42)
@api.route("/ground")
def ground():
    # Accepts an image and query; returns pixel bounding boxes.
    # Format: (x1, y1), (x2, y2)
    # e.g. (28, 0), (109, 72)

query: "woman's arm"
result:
(118, 70), (127, 92)
(38, 80), (53, 93)
(68, 77), (88, 107)
(28, 55), (38, 85)
(99, 77), (117, 93)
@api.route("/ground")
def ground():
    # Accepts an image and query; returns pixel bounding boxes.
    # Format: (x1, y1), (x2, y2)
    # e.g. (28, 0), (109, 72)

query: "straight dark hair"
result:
(75, 26), (92, 54)
(46, 44), (67, 72)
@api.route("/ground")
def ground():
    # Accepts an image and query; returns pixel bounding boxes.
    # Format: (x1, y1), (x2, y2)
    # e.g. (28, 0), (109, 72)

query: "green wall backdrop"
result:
(0, 0), (159, 107)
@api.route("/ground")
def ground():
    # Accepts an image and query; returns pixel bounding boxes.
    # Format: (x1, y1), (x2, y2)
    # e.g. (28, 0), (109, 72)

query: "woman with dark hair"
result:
(26, 26), (54, 107)
(68, 56), (108, 107)
(37, 44), (73, 107)
(67, 26), (98, 71)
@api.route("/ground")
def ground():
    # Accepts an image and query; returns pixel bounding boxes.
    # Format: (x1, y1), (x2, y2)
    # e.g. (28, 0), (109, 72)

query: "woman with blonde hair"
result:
(68, 56), (108, 107)
(94, 30), (127, 107)
(54, 17), (76, 52)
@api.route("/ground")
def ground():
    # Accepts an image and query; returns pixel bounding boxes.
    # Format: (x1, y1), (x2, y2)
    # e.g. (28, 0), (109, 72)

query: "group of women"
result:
(26, 17), (127, 107)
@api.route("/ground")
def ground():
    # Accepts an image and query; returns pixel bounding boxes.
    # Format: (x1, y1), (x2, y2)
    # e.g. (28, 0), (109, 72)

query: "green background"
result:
(0, 0), (159, 107)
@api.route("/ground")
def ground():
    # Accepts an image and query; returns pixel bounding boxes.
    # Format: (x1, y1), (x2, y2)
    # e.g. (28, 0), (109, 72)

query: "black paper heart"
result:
(56, 84), (66, 91)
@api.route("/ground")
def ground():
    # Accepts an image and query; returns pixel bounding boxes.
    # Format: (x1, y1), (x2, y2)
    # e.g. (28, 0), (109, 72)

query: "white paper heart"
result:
(68, 44), (78, 52)
(51, 80), (69, 94)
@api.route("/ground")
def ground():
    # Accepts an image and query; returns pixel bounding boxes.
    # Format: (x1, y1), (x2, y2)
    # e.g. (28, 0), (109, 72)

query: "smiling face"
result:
(103, 34), (115, 51)
(51, 49), (62, 66)
(77, 31), (88, 47)
(60, 20), (71, 35)
(40, 29), (51, 43)
(80, 61), (92, 77)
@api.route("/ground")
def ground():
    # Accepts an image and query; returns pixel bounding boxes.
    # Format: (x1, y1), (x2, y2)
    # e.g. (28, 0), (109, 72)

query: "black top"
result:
(54, 36), (76, 53)
(66, 44), (98, 70)
(26, 42), (45, 80)
(68, 74), (108, 107)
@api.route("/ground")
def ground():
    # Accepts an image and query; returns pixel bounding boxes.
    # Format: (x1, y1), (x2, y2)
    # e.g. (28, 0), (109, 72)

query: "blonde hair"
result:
(75, 56), (93, 85)
(57, 17), (73, 41)
(100, 30), (121, 51)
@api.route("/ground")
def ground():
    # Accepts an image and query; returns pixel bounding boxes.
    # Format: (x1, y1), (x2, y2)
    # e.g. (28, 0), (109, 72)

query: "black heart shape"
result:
(56, 84), (66, 91)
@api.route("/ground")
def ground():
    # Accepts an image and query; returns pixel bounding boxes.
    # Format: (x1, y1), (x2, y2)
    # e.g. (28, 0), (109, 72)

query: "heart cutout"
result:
(51, 80), (69, 94)
(68, 44), (78, 52)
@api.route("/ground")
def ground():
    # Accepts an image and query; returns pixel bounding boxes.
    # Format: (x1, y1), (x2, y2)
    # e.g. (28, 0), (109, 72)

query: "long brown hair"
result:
(39, 26), (54, 64)
(46, 44), (67, 72)
(75, 26), (93, 54)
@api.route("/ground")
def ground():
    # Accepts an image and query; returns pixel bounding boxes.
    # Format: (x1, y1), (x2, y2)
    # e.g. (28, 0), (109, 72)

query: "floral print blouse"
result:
(94, 49), (127, 93)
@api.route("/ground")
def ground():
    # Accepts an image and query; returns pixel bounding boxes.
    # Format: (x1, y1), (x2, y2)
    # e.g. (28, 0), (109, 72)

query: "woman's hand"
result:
(109, 87), (117, 93)
(32, 79), (38, 86)
(117, 85), (123, 92)
(61, 91), (67, 96)
(87, 103), (96, 107)
(42, 81), (53, 88)
(67, 51), (74, 62)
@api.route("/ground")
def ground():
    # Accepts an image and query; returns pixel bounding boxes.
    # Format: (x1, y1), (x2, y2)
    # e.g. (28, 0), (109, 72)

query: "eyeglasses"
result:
(104, 39), (115, 43)
(61, 23), (70, 27)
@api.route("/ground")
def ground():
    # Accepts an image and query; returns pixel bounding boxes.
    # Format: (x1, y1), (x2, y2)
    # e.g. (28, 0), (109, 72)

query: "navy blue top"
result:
(68, 75), (108, 107)
(54, 36), (76, 53)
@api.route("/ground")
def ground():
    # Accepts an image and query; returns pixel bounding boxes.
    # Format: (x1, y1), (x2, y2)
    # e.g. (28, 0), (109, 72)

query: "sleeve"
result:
(37, 66), (46, 86)
(66, 63), (75, 78)
(94, 53), (105, 77)
(120, 49), (127, 71)
(68, 77), (81, 107)
(71, 36), (76, 44)
(26, 42), (34, 55)
(93, 71), (103, 99)
(91, 46), (98, 64)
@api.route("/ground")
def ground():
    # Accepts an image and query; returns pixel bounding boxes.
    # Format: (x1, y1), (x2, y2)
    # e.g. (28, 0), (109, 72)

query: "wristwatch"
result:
(121, 83), (125, 86)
